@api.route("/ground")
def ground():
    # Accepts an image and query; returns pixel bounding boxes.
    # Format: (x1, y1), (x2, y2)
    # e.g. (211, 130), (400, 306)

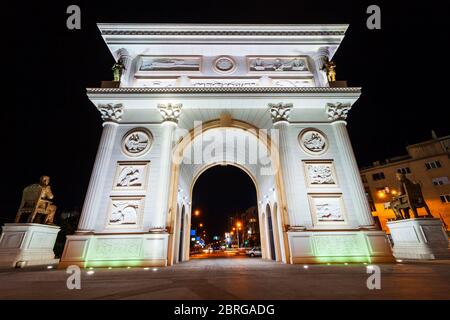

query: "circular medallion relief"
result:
(299, 129), (328, 155)
(213, 56), (236, 73)
(122, 128), (153, 157)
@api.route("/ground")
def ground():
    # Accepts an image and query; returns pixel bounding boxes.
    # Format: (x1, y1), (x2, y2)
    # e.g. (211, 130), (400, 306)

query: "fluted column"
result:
(152, 103), (182, 231)
(77, 103), (123, 232)
(269, 103), (303, 228)
(327, 103), (375, 228)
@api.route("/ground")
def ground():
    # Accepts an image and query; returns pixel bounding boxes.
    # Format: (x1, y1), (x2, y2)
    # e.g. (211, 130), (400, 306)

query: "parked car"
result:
(246, 247), (262, 257)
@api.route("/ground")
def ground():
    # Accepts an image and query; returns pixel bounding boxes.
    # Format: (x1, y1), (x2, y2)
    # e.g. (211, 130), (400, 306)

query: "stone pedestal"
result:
(0, 223), (60, 268)
(59, 232), (169, 268)
(287, 230), (394, 264)
(387, 218), (450, 260)
(329, 80), (348, 87)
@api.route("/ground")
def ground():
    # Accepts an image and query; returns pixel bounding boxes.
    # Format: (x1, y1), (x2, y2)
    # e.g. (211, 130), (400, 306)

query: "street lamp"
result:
(236, 222), (242, 248)
(194, 210), (200, 217)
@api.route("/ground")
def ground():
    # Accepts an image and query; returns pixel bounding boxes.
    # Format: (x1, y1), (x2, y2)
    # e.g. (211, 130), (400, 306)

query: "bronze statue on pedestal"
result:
(112, 59), (125, 82)
(323, 59), (336, 82)
(389, 173), (433, 220)
(15, 176), (57, 224)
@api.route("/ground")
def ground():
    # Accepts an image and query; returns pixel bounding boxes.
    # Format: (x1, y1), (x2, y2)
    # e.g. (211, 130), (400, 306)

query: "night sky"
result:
(4, 1), (449, 228)
(192, 166), (257, 237)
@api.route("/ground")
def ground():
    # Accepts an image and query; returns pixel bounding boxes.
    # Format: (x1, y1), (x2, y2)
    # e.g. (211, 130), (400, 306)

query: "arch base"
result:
(287, 230), (394, 264)
(58, 233), (169, 269)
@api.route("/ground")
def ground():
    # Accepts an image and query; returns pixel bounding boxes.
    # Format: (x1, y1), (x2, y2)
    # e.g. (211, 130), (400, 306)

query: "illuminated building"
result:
(360, 134), (450, 232)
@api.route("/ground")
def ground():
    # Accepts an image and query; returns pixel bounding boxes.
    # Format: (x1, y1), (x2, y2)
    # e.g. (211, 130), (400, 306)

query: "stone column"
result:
(77, 103), (123, 232)
(152, 103), (182, 231)
(327, 103), (375, 228)
(269, 103), (303, 228)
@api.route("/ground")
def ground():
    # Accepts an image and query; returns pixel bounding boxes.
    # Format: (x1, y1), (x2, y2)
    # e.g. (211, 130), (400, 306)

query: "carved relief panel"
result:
(113, 161), (150, 191)
(303, 160), (338, 188)
(247, 56), (310, 73)
(106, 196), (145, 229)
(308, 194), (347, 226)
(121, 128), (153, 157)
(298, 129), (328, 155)
(137, 56), (202, 74)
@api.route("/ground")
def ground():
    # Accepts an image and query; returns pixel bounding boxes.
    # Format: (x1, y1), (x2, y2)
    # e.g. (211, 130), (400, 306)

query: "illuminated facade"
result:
(361, 135), (450, 232)
(59, 24), (393, 268)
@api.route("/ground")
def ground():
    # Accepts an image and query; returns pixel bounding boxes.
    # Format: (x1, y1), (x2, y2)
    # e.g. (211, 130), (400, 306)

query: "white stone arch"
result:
(168, 119), (289, 265)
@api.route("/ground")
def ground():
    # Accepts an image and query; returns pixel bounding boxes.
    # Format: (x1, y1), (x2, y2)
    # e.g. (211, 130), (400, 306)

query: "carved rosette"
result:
(157, 103), (182, 124)
(97, 103), (124, 122)
(269, 103), (293, 125)
(326, 102), (351, 122)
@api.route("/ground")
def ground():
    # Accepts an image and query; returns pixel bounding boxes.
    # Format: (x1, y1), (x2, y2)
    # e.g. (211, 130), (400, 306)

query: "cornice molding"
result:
(98, 24), (348, 37)
(101, 30), (346, 36)
(87, 87), (361, 95)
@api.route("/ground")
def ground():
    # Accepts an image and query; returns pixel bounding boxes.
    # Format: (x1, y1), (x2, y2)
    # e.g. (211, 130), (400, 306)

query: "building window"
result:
(439, 194), (450, 203)
(361, 175), (368, 183)
(372, 172), (385, 181)
(425, 160), (442, 170)
(397, 167), (411, 174)
(433, 176), (449, 186)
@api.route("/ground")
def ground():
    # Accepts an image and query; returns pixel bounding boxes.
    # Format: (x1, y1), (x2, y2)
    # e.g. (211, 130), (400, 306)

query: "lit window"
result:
(432, 176), (449, 186)
(372, 172), (385, 181)
(425, 160), (442, 170)
(439, 194), (450, 203)
(397, 167), (411, 174)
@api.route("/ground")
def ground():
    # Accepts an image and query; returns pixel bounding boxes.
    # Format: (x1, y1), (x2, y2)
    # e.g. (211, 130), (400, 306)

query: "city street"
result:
(0, 256), (449, 300)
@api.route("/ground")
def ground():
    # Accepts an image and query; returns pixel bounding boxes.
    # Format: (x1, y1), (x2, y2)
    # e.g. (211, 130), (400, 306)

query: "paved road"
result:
(0, 256), (449, 299)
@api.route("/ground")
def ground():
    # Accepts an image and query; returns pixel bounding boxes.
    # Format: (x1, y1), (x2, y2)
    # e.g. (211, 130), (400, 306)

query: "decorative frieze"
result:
(213, 56), (236, 73)
(248, 56), (309, 73)
(138, 56), (201, 73)
(97, 103), (124, 122)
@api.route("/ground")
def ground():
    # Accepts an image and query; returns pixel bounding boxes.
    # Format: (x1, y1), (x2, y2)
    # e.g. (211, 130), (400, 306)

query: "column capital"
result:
(326, 102), (351, 122)
(158, 103), (182, 125)
(269, 102), (293, 125)
(97, 103), (124, 122)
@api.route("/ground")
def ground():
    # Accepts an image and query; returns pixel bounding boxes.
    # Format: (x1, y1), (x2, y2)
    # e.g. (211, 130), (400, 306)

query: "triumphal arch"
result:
(59, 24), (394, 268)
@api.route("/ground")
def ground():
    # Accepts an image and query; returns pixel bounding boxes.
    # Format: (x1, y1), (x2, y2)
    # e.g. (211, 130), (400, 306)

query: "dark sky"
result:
(192, 166), (256, 238)
(3, 0), (449, 225)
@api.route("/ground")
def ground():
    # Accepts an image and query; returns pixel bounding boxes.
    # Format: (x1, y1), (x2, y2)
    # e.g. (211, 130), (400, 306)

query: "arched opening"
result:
(266, 203), (276, 260)
(168, 121), (289, 265)
(189, 165), (261, 259)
